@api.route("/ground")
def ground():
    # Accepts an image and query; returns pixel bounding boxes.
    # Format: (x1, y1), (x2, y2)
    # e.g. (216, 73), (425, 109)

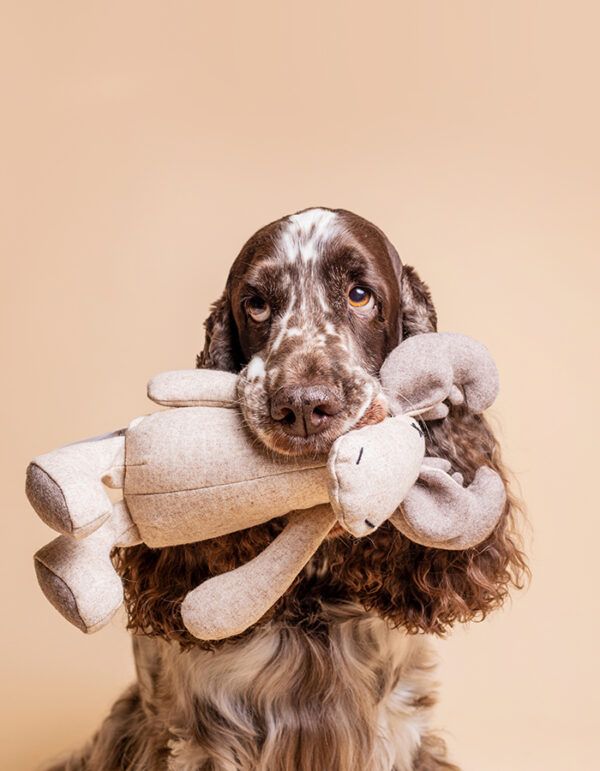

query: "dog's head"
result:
(117, 208), (526, 649)
(198, 207), (436, 456)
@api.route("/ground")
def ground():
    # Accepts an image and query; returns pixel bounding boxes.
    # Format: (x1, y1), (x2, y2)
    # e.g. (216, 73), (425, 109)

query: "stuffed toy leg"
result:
(26, 430), (125, 539)
(34, 501), (141, 633)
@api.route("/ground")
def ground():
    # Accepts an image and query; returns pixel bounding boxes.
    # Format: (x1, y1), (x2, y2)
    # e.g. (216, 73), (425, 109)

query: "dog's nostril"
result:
(270, 386), (342, 437)
(279, 408), (296, 425)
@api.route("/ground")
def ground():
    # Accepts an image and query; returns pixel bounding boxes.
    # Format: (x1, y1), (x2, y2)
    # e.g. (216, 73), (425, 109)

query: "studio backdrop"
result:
(1, 3), (598, 769)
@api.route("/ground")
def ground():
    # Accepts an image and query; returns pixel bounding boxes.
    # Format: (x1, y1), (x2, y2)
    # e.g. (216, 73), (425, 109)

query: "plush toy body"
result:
(27, 333), (506, 641)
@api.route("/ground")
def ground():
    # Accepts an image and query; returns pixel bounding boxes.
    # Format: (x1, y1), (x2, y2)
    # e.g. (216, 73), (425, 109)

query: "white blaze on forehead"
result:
(266, 209), (342, 357)
(279, 208), (339, 263)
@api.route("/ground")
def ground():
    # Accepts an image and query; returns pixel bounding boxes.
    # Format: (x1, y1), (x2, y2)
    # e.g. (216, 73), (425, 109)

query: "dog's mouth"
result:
(256, 419), (348, 458)
(239, 372), (388, 459)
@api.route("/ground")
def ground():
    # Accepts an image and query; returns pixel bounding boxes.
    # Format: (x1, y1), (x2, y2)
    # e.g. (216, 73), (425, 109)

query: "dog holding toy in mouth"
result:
(29, 208), (525, 771)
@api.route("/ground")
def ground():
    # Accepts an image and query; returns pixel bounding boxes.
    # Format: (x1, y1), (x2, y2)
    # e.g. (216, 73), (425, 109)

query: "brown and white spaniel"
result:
(52, 208), (526, 771)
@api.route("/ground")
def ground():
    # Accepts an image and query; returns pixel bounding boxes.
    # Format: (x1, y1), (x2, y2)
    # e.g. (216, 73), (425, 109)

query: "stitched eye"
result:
(246, 297), (271, 322)
(348, 286), (375, 311)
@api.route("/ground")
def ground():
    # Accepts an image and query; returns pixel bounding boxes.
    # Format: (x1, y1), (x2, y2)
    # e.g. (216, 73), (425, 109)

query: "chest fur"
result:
(133, 605), (439, 771)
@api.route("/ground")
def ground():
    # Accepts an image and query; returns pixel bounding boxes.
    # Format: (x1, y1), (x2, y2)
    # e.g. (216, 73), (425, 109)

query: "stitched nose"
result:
(270, 385), (342, 437)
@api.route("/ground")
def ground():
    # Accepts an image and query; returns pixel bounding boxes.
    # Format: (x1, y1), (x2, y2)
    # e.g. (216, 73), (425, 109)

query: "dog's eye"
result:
(348, 286), (375, 311)
(246, 297), (271, 322)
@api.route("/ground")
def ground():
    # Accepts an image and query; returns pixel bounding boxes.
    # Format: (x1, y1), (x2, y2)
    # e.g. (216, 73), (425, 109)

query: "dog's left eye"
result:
(348, 286), (375, 311)
(246, 297), (271, 322)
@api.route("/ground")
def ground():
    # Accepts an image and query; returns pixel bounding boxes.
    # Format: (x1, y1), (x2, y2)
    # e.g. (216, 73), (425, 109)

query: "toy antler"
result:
(380, 332), (499, 420)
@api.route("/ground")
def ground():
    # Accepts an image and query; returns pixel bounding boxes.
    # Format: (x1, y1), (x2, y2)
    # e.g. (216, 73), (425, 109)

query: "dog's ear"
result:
(196, 291), (242, 372)
(400, 265), (438, 338)
(399, 409), (528, 631)
(381, 237), (437, 340)
(344, 409), (527, 635)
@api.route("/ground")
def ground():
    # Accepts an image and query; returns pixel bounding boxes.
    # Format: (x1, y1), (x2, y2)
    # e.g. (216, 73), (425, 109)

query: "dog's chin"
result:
(255, 423), (344, 458)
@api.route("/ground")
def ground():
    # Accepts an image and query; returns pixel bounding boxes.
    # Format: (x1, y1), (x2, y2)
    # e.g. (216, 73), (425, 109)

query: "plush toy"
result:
(26, 333), (506, 641)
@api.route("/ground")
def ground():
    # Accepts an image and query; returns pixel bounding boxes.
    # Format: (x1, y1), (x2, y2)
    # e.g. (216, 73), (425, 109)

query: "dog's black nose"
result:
(270, 385), (342, 437)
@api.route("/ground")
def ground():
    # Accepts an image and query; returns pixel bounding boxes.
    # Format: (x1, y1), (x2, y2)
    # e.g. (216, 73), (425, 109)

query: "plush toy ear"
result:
(196, 291), (243, 372)
(380, 333), (499, 419)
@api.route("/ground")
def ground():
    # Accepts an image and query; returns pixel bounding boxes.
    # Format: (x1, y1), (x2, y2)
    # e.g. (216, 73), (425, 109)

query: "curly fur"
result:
(50, 208), (526, 770)
(116, 407), (525, 649)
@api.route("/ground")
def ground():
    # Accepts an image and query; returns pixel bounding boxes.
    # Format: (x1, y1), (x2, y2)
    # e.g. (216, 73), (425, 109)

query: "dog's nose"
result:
(270, 385), (342, 437)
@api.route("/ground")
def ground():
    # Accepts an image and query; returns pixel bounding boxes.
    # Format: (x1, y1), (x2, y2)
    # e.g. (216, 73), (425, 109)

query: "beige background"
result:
(1, 2), (599, 769)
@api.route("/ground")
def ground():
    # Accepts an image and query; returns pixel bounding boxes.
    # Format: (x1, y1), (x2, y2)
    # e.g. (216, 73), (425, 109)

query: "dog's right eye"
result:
(245, 297), (271, 322)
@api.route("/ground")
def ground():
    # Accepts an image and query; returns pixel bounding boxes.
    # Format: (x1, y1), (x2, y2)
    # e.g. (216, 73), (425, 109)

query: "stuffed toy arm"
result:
(181, 504), (336, 640)
(391, 458), (506, 549)
(147, 369), (238, 408)
(182, 412), (427, 640)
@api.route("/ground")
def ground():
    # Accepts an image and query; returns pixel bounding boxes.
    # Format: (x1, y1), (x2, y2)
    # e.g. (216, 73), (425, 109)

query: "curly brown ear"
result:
(400, 265), (438, 338)
(338, 407), (527, 634)
(386, 408), (528, 634)
(196, 291), (242, 372)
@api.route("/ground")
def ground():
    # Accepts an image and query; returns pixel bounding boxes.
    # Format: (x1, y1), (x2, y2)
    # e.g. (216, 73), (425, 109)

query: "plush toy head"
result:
(27, 332), (508, 642)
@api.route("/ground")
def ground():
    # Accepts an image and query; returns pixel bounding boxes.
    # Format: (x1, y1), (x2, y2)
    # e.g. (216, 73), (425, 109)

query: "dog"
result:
(52, 207), (526, 770)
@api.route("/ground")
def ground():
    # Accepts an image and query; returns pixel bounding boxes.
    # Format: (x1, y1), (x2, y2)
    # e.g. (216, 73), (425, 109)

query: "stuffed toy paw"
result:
(26, 331), (506, 641)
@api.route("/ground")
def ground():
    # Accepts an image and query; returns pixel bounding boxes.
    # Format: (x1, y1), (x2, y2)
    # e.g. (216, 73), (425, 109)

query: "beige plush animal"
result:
(26, 333), (506, 641)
